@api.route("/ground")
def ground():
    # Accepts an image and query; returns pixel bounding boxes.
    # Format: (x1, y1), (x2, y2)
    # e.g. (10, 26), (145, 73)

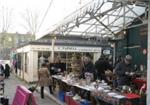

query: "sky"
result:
(0, 0), (86, 37)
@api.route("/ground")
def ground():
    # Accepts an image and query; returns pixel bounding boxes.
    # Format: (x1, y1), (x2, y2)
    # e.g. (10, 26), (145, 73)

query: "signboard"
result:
(17, 45), (101, 53)
(12, 85), (37, 105)
(55, 46), (101, 52)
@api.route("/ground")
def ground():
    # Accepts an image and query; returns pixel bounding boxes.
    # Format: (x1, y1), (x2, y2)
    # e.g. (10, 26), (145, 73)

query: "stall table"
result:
(52, 75), (141, 105)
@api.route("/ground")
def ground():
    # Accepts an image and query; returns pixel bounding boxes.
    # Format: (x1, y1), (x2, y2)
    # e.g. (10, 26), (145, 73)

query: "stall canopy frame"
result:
(37, 0), (148, 41)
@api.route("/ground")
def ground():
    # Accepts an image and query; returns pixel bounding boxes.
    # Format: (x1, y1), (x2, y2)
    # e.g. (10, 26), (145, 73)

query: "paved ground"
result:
(4, 73), (59, 105)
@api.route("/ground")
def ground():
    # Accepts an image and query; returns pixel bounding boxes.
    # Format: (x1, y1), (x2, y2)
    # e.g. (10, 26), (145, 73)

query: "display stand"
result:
(12, 85), (37, 105)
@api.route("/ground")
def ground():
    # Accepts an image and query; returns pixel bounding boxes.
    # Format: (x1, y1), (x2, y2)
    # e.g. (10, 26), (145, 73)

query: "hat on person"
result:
(125, 54), (132, 61)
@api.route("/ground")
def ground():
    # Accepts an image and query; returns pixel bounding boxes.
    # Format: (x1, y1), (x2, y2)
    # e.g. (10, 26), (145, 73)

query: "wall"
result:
(0, 32), (35, 60)
(127, 24), (147, 70)
(116, 24), (148, 70)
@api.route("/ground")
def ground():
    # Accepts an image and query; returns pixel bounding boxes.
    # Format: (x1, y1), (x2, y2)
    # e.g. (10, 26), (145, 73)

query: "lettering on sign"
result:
(56, 46), (101, 52)
(30, 46), (101, 52)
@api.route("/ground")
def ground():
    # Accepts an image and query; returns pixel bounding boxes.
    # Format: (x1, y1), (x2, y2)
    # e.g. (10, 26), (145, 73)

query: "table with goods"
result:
(51, 72), (145, 105)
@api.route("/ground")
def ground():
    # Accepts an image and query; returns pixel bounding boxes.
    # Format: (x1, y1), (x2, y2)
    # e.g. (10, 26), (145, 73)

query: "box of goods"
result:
(65, 92), (74, 105)
(70, 97), (80, 105)
(65, 95), (71, 105)
(80, 99), (91, 105)
(58, 90), (65, 102)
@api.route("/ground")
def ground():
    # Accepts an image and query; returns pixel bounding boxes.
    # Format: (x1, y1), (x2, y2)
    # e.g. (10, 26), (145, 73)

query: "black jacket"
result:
(115, 62), (132, 86)
(95, 58), (112, 78)
(81, 61), (96, 80)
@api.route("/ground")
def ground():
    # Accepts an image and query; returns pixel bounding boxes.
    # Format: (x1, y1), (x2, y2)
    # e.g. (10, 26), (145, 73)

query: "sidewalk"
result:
(4, 74), (59, 105)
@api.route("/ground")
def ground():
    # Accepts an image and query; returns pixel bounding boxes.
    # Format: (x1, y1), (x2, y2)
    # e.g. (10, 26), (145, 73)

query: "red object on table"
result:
(65, 95), (71, 105)
(124, 93), (141, 99)
(69, 98), (80, 105)
(132, 79), (146, 90)
(123, 93), (141, 105)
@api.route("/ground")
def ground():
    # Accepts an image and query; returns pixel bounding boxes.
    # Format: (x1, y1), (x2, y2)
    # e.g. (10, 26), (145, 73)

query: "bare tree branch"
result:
(0, 6), (13, 32)
(20, 8), (40, 35)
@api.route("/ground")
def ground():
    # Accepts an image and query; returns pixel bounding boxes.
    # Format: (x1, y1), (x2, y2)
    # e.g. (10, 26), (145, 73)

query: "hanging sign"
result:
(12, 85), (37, 105)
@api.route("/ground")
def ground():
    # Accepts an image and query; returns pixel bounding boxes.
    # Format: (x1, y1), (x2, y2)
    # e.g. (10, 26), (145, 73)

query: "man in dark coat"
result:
(115, 55), (133, 86)
(95, 55), (113, 83)
(80, 54), (96, 80)
(4, 64), (10, 78)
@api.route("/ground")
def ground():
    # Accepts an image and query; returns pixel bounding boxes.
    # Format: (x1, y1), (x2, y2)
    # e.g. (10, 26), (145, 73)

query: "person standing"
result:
(115, 55), (133, 86)
(38, 63), (53, 99)
(0, 64), (5, 81)
(39, 55), (46, 68)
(80, 54), (96, 80)
(0, 64), (4, 76)
(95, 55), (113, 83)
(4, 64), (10, 79)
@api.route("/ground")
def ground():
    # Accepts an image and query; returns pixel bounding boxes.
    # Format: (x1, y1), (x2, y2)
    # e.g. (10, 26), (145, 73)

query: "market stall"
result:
(15, 40), (102, 82)
(52, 74), (145, 105)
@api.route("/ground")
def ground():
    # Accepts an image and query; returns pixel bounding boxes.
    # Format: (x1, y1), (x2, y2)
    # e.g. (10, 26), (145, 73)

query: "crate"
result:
(80, 100), (91, 105)
(58, 91), (65, 102)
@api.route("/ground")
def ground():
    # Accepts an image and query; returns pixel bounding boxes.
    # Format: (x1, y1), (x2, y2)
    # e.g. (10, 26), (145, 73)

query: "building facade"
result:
(0, 32), (35, 60)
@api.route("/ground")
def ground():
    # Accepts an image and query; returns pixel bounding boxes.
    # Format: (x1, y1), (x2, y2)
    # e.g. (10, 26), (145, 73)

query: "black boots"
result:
(49, 85), (53, 94)
(41, 87), (44, 99)
(40, 86), (53, 99)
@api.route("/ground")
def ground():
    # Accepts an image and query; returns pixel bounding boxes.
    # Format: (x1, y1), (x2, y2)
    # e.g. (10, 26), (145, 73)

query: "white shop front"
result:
(15, 43), (102, 82)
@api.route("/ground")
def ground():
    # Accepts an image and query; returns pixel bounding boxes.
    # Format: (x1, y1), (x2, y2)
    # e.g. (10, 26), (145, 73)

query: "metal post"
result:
(147, 1), (150, 104)
(112, 43), (116, 66)
(51, 36), (56, 63)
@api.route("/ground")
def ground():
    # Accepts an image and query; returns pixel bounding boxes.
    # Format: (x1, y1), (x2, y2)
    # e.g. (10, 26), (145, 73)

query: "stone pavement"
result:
(4, 74), (60, 105)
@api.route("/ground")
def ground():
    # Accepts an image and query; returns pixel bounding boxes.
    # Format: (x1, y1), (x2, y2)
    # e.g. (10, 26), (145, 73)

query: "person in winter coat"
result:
(95, 55), (113, 83)
(38, 63), (53, 98)
(80, 54), (96, 80)
(0, 64), (5, 81)
(115, 55), (133, 86)
(4, 64), (10, 78)
(0, 64), (4, 76)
